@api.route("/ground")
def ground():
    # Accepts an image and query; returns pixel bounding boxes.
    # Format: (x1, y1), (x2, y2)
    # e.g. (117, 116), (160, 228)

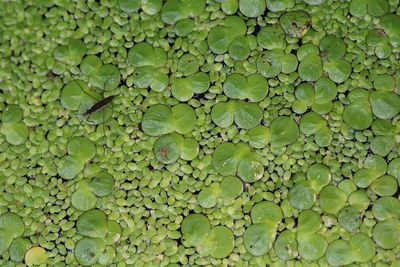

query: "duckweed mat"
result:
(1, 0), (400, 266)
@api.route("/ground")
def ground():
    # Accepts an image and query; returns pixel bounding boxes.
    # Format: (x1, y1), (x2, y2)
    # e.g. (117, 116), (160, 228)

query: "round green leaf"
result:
(319, 35), (347, 61)
(349, 233), (376, 262)
(57, 155), (84, 180)
(370, 135), (395, 157)
(142, 104), (174, 136)
(279, 11), (310, 38)
(76, 209), (108, 238)
(2, 105), (23, 123)
(98, 245), (116, 265)
(368, 0), (389, 17)
(270, 116), (299, 147)
(181, 138), (199, 161)
(297, 234), (326, 261)
(71, 186), (97, 211)
(212, 142), (239, 176)
(237, 156), (264, 183)
(239, 0), (265, 17)
(0, 229), (13, 255)
(1, 122), (28, 145)
(9, 237), (31, 263)
(251, 201), (283, 225)
(171, 104), (196, 134)
(338, 205), (361, 232)
(25, 247), (47, 267)
(0, 212), (25, 238)
(274, 230), (298, 260)
(323, 59), (352, 83)
(244, 224), (276, 256)
(89, 64), (120, 91)
(299, 112), (327, 135)
(154, 133), (183, 164)
(80, 55), (102, 76)
(326, 239), (353, 266)
(89, 171), (114, 197)
(234, 102), (263, 129)
(388, 158), (400, 184)
(204, 226), (234, 258)
(74, 237), (105, 266)
(297, 210), (321, 237)
(128, 43), (166, 67)
(220, 176), (243, 203)
(314, 77), (337, 104)
(105, 221), (122, 245)
(257, 24), (286, 50)
(319, 186), (347, 214)
(67, 136), (95, 162)
(295, 83), (314, 105)
(369, 91), (400, 119)
(181, 214), (210, 246)
(247, 126), (270, 149)
(343, 100), (373, 130)
(178, 54), (199, 76)
(288, 182), (315, 210)
(60, 80), (97, 111)
(198, 183), (219, 208)
(298, 55), (323, 81)
(373, 219), (400, 249)
(229, 36), (250, 61)
(211, 102), (234, 128)
(307, 163), (331, 193)
(371, 197), (400, 221)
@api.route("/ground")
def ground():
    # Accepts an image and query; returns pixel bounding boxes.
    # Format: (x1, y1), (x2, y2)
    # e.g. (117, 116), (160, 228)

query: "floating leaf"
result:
(223, 73), (268, 102)
(77, 209), (108, 238)
(204, 226), (234, 258)
(74, 237), (105, 266)
(181, 214), (210, 246)
(25, 247), (47, 266)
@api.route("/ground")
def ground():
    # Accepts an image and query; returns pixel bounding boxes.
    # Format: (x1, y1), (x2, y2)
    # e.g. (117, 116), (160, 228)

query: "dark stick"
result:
(83, 95), (116, 116)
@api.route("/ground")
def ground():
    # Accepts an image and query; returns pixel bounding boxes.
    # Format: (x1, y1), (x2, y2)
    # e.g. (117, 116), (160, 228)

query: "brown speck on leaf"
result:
(47, 70), (54, 80)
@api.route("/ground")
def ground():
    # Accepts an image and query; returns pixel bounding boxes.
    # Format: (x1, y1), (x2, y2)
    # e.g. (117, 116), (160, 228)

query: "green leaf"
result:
(274, 230), (298, 260)
(244, 224), (276, 256)
(89, 64), (120, 91)
(238, 0), (266, 17)
(220, 176), (243, 203)
(154, 133), (183, 164)
(298, 54), (323, 81)
(198, 183), (219, 208)
(257, 24), (286, 50)
(89, 171), (114, 197)
(142, 104), (174, 136)
(373, 219), (400, 249)
(181, 214), (210, 246)
(270, 116), (299, 147)
(0, 212), (25, 238)
(67, 136), (96, 162)
(297, 234), (327, 261)
(71, 185), (97, 211)
(77, 209), (108, 238)
(57, 155), (84, 180)
(369, 91), (400, 119)
(251, 201), (283, 225)
(338, 205), (361, 232)
(323, 59), (352, 83)
(343, 100), (373, 130)
(306, 163), (331, 193)
(288, 182), (315, 210)
(9, 237), (31, 263)
(319, 186), (347, 214)
(1, 122), (29, 145)
(74, 237), (105, 266)
(204, 226), (234, 258)
(25, 247), (48, 267)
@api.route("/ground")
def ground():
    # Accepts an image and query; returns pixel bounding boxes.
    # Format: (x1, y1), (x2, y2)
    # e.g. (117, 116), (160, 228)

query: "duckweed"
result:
(1, 0), (400, 266)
